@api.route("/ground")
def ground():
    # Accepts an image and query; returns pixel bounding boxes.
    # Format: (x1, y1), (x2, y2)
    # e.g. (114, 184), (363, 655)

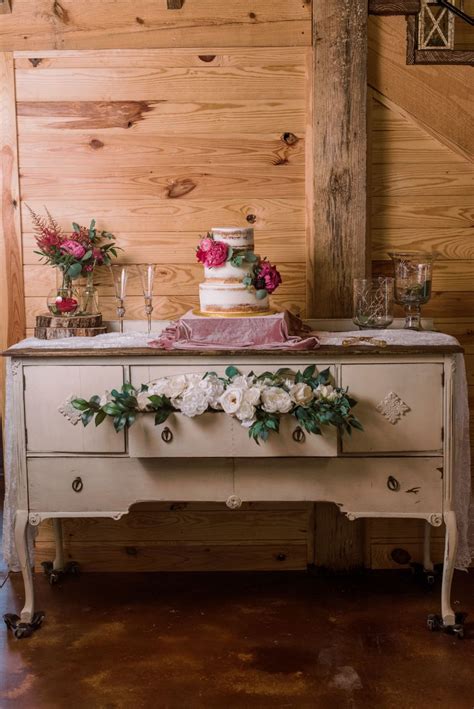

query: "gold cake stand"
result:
(192, 308), (277, 318)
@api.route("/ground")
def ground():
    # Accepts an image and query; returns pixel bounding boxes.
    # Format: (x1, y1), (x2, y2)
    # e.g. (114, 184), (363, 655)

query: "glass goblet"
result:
(136, 264), (156, 334)
(389, 251), (438, 330)
(109, 264), (128, 333)
(353, 277), (394, 330)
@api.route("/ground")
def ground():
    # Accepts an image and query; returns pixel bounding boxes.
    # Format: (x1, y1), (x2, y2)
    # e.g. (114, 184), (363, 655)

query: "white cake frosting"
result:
(198, 227), (270, 315)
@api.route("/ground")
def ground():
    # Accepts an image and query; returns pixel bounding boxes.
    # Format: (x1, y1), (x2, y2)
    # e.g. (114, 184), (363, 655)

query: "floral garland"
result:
(195, 233), (282, 299)
(72, 366), (362, 444)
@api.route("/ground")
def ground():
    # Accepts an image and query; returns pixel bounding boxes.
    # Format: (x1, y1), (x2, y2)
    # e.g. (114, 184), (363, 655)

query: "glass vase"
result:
(47, 272), (80, 317)
(81, 270), (100, 315)
(353, 277), (394, 330)
(389, 251), (438, 330)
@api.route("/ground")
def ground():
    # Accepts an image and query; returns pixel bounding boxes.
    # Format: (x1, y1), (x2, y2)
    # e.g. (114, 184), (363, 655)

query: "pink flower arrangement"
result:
(255, 260), (282, 294)
(196, 236), (229, 268)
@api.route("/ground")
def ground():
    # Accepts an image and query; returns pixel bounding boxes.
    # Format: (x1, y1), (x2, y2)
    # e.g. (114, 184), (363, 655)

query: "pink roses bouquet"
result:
(29, 206), (119, 280)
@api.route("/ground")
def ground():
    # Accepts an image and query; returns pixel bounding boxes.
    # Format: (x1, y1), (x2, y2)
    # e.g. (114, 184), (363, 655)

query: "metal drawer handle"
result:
(387, 476), (400, 492)
(292, 426), (306, 443)
(72, 477), (83, 493)
(161, 427), (173, 443)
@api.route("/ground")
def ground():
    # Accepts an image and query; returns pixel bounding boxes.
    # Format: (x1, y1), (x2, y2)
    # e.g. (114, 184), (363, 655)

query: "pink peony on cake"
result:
(196, 227), (282, 316)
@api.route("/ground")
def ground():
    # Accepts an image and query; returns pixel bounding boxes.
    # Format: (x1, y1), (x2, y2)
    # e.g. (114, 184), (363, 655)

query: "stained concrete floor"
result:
(0, 567), (473, 709)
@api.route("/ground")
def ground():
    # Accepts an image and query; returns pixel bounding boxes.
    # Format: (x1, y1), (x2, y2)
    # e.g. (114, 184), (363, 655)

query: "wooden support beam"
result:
(308, 0), (369, 319)
(1, 52), (25, 411)
(0, 0), (12, 14)
(308, 1), (368, 570)
(369, 0), (421, 14)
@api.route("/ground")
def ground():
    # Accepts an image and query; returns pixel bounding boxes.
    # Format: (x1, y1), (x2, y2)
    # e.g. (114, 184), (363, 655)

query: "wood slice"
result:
(36, 313), (103, 328)
(34, 326), (108, 340)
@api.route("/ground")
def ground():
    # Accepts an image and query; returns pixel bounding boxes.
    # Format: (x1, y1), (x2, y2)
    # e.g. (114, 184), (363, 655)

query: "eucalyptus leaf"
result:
(255, 289), (267, 300)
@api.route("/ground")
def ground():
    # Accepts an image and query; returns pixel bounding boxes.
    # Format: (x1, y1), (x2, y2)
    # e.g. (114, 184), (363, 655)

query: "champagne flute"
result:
(136, 264), (156, 334)
(109, 265), (128, 333)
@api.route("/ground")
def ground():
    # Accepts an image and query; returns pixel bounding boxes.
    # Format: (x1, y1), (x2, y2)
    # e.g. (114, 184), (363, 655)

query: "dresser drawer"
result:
(24, 365), (126, 454)
(234, 457), (443, 516)
(341, 363), (443, 453)
(27, 458), (234, 513)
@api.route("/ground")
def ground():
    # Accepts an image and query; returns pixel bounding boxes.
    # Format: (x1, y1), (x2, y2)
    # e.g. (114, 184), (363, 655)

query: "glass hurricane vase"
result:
(47, 272), (80, 317)
(389, 251), (438, 330)
(353, 277), (394, 330)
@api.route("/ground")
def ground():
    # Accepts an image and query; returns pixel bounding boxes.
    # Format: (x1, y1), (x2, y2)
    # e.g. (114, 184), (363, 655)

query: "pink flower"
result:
(60, 240), (86, 259)
(92, 247), (104, 263)
(196, 238), (229, 268)
(36, 228), (63, 255)
(256, 260), (282, 294)
(204, 241), (229, 268)
(196, 237), (214, 264)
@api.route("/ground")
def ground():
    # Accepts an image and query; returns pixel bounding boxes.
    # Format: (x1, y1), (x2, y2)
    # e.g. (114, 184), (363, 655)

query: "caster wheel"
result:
(67, 562), (80, 576)
(427, 614), (440, 631)
(452, 624), (464, 639)
(13, 625), (31, 640)
(41, 561), (53, 575)
(425, 573), (435, 586)
(49, 571), (60, 586)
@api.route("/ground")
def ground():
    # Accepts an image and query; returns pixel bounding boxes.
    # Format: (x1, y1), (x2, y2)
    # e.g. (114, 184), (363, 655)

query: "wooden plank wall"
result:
(17, 48), (309, 333)
(365, 14), (473, 568)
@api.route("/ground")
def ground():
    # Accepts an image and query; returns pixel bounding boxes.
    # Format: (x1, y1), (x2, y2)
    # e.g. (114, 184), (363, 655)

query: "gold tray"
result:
(192, 308), (276, 318)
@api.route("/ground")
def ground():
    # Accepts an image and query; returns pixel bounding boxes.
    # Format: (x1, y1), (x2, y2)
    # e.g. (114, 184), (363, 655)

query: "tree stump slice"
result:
(36, 313), (103, 329)
(34, 326), (108, 340)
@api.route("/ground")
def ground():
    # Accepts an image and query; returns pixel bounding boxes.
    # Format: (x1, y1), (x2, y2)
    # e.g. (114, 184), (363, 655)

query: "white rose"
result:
(147, 378), (169, 397)
(165, 374), (188, 399)
(179, 387), (209, 417)
(243, 386), (261, 406)
(261, 386), (293, 414)
(136, 390), (153, 412)
(235, 400), (256, 423)
(185, 373), (202, 388)
(289, 382), (314, 407)
(220, 387), (244, 414)
(198, 374), (225, 409)
(315, 384), (340, 402)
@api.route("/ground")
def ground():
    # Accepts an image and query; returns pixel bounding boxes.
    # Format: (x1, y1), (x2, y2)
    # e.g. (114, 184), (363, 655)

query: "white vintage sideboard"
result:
(3, 337), (465, 638)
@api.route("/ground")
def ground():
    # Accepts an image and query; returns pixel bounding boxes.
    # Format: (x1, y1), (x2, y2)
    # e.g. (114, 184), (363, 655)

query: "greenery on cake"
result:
(71, 365), (362, 444)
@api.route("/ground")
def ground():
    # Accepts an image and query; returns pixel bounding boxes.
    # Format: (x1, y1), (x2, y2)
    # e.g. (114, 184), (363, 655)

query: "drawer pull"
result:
(292, 426), (306, 443)
(161, 427), (173, 443)
(72, 477), (83, 493)
(387, 476), (400, 492)
(276, 553), (287, 562)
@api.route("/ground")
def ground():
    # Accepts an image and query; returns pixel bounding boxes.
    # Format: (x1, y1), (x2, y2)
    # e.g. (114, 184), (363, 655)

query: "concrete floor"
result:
(0, 567), (473, 709)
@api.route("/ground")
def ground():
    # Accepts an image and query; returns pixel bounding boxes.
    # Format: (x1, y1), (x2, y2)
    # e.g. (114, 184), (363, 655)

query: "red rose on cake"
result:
(254, 259), (282, 294)
(196, 236), (229, 268)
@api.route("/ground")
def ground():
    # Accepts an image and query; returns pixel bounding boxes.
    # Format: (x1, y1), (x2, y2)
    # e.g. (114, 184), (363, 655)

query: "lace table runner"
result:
(3, 327), (471, 570)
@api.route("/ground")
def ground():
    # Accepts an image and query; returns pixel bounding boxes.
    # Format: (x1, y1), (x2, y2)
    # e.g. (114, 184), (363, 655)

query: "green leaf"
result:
(114, 414), (128, 432)
(95, 410), (107, 426)
(154, 409), (171, 425)
(255, 289), (267, 300)
(81, 250), (92, 261)
(303, 364), (316, 379)
(72, 222), (81, 233)
(81, 410), (94, 427)
(225, 365), (240, 379)
(67, 262), (82, 279)
(245, 252), (258, 262)
(265, 418), (278, 431)
(71, 398), (90, 411)
(89, 395), (101, 406)
(102, 403), (122, 416)
(90, 219), (96, 230)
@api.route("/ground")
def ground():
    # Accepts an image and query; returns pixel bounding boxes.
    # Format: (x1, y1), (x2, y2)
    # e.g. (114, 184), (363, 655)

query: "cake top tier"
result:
(211, 227), (254, 249)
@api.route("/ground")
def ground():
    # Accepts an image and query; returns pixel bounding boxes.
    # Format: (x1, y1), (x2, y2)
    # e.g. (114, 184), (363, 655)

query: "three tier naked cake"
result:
(196, 227), (282, 316)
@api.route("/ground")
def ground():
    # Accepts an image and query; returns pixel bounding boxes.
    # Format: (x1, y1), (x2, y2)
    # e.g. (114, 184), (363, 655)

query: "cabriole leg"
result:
(3, 510), (44, 638)
(441, 510), (457, 627)
(423, 522), (434, 573)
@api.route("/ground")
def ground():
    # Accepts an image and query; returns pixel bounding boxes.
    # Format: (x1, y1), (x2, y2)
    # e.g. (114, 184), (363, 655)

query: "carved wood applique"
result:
(376, 392), (411, 424)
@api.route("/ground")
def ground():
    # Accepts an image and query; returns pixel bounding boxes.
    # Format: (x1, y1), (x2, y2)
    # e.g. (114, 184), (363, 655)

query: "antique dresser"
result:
(2, 330), (465, 638)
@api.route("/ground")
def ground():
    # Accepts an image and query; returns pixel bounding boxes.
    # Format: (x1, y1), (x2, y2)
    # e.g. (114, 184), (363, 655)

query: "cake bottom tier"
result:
(199, 282), (269, 315)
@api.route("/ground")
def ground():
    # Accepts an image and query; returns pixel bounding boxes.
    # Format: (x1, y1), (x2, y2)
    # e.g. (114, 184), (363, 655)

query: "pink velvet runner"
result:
(150, 310), (319, 350)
